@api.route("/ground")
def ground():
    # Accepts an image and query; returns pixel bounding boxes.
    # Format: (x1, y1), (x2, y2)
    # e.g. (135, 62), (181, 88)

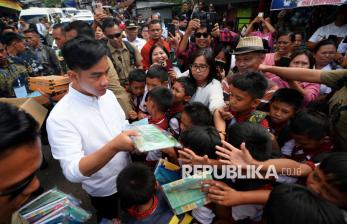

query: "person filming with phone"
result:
(244, 13), (276, 50)
(176, 17), (219, 71)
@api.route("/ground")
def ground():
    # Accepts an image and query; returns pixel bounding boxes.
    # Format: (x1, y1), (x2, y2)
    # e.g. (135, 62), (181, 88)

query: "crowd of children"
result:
(115, 49), (347, 223)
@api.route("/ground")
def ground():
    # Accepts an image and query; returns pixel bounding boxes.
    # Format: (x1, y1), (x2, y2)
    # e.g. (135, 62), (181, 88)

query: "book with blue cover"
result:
(154, 159), (181, 185)
(162, 173), (213, 215)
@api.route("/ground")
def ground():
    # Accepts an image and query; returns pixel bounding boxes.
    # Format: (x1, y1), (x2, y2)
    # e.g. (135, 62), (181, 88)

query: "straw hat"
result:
(233, 36), (267, 55)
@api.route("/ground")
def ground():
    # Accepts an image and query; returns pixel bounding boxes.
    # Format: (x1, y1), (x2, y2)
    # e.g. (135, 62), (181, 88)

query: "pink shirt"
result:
(250, 31), (274, 48)
(263, 53), (320, 105)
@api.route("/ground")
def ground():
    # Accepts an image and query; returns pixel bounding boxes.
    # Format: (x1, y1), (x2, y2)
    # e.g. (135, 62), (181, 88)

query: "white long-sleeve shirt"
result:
(191, 79), (225, 113)
(47, 86), (131, 197)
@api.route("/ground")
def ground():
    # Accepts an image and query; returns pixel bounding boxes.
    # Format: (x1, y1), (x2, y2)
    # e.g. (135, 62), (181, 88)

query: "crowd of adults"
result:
(1, 1), (347, 224)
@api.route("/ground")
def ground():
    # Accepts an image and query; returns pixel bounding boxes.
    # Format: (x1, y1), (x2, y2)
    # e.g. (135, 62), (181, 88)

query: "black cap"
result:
(125, 20), (139, 29)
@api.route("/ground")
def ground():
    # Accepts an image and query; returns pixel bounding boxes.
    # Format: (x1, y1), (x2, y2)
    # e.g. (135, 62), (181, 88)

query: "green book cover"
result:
(133, 124), (181, 152)
(162, 173), (213, 215)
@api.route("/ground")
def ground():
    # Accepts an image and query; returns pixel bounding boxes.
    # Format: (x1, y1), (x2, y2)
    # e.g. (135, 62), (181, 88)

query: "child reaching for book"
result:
(205, 144), (347, 211)
(127, 69), (146, 121)
(180, 102), (213, 133)
(168, 77), (196, 138)
(179, 125), (222, 224)
(214, 71), (269, 140)
(281, 109), (332, 163)
(117, 163), (194, 224)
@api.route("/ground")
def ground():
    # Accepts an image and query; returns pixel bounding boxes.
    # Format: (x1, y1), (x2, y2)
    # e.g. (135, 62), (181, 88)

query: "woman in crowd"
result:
(273, 49), (320, 105)
(95, 25), (106, 41)
(189, 49), (225, 113)
(313, 39), (342, 94)
(214, 46), (232, 100)
(149, 44), (182, 82)
(244, 15), (276, 49)
(140, 24), (150, 41)
(264, 31), (295, 67)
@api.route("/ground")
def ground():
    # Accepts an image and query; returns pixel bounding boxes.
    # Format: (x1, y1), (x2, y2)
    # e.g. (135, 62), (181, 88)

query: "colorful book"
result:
(154, 159), (181, 185)
(19, 189), (91, 223)
(162, 173), (213, 215)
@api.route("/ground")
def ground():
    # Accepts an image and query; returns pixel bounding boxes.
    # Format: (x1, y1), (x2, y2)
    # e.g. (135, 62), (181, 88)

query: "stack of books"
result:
(28, 75), (70, 94)
(19, 189), (91, 223)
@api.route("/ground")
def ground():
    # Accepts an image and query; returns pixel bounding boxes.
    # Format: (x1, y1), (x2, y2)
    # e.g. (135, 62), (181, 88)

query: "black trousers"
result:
(89, 192), (120, 222)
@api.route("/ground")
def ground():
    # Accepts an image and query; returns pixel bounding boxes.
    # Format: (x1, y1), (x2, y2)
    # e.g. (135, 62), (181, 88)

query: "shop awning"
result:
(0, 0), (22, 11)
(271, 0), (346, 10)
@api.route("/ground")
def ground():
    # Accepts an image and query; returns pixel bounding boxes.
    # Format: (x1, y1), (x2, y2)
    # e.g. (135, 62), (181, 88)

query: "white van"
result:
(19, 8), (54, 24)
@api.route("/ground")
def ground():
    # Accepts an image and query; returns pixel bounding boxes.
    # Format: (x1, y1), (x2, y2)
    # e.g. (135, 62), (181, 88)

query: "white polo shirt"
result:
(123, 37), (147, 52)
(47, 86), (131, 197)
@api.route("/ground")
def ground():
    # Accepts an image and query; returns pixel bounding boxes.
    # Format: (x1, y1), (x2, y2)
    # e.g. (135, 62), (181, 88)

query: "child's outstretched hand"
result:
(201, 180), (241, 206)
(216, 140), (255, 168)
(178, 148), (210, 165)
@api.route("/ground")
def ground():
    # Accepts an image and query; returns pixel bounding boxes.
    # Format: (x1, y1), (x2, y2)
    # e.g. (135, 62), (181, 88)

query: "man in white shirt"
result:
(308, 5), (347, 52)
(46, 37), (138, 222)
(36, 18), (47, 37)
(123, 20), (146, 52)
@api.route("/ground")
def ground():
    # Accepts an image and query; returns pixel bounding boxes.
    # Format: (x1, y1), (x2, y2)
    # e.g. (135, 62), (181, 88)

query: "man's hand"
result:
(110, 130), (139, 152)
(216, 141), (255, 167)
(168, 68), (177, 81)
(178, 147), (210, 165)
(201, 180), (241, 206)
(94, 12), (107, 25)
(211, 23), (220, 38)
(186, 19), (200, 35)
(129, 110), (138, 120)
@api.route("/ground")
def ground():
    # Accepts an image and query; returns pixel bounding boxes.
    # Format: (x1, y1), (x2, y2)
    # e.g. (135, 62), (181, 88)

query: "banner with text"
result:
(271, 0), (347, 10)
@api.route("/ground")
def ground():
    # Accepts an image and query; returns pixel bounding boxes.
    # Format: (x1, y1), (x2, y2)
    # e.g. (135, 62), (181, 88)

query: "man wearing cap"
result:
(123, 20), (146, 52)
(232, 36), (278, 100)
(102, 18), (142, 86)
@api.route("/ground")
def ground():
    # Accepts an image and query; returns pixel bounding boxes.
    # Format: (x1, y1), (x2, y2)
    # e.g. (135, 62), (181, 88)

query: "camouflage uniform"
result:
(0, 58), (30, 97)
(18, 49), (45, 76)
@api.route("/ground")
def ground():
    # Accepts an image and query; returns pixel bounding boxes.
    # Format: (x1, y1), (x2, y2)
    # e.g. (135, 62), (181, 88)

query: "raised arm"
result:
(216, 141), (313, 177)
(177, 19), (200, 54)
(259, 64), (322, 83)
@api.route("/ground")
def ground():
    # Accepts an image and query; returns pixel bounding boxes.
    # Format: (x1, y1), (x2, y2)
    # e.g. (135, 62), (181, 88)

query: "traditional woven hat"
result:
(233, 36), (267, 55)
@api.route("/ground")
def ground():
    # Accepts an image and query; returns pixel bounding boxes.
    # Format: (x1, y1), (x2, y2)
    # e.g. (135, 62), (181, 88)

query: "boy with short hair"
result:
(146, 87), (174, 164)
(146, 64), (169, 91)
(282, 109), (332, 163)
(180, 102), (213, 132)
(138, 65), (169, 116)
(214, 70), (269, 139)
(127, 69), (146, 120)
(146, 87), (174, 131)
(117, 163), (193, 223)
(267, 88), (303, 147)
(169, 77), (196, 138)
(227, 122), (273, 222)
(179, 126), (221, 224)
